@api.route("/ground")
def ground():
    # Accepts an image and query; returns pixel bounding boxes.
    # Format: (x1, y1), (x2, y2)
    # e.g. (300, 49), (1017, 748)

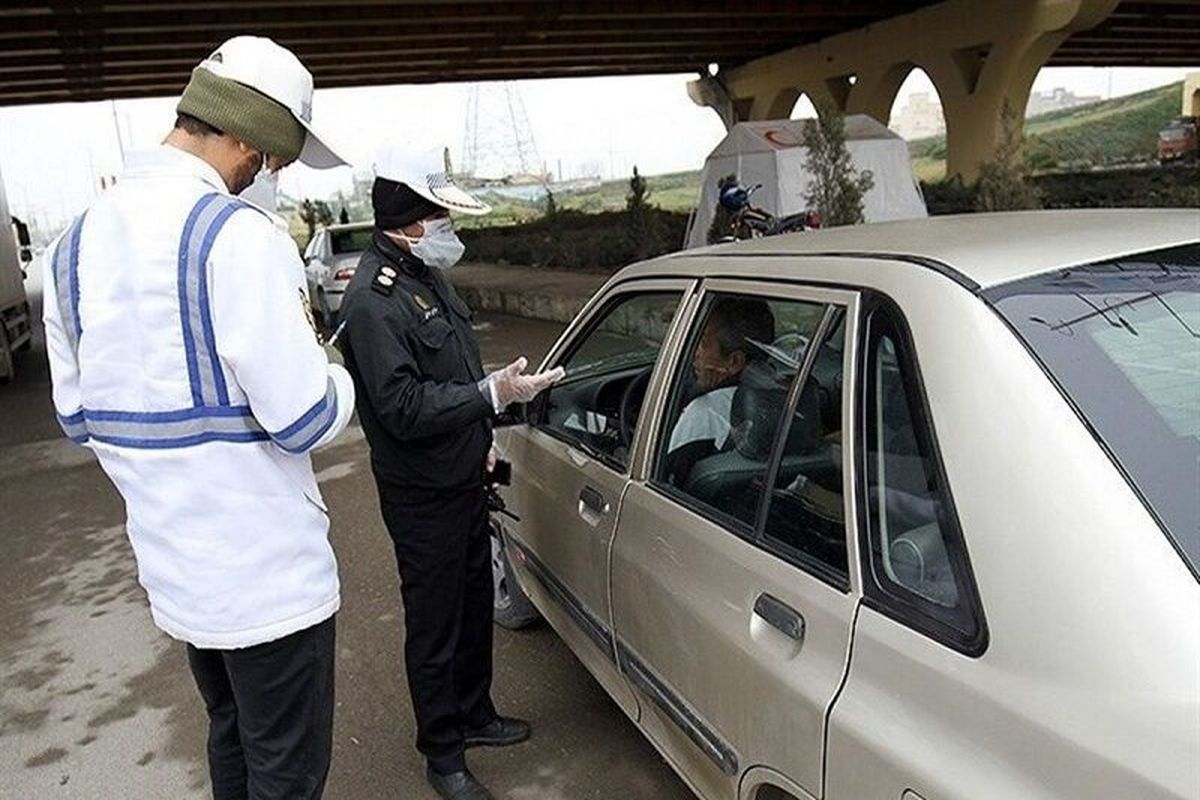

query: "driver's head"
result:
(693, 297), (775, 391)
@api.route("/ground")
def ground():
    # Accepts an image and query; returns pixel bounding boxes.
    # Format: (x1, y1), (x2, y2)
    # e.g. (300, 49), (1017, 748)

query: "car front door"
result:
(611, 279), (862, 800)
(498, 281), (692, 717)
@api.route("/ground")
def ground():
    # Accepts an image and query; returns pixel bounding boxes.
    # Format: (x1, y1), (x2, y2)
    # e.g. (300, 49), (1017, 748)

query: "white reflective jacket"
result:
(43, 145), (355, 649)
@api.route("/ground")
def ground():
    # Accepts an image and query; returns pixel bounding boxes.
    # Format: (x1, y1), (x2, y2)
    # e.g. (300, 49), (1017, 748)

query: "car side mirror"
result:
(494, 388), (553, 428)
(494, 403), (527, 428)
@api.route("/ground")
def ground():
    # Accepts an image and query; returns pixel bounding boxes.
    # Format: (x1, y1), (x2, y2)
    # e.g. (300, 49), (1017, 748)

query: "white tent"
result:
(684, 115), (927, 249)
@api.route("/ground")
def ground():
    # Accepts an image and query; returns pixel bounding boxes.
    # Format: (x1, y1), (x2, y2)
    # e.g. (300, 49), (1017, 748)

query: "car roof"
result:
(318, 222), (373, 233)
(637, 210), (1200, 290)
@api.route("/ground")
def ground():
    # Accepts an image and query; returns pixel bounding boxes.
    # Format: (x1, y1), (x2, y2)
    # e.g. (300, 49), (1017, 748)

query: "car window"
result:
(330, 227), (373, 255)
(655, 293), (826, 529)
(538, 292), (682, 470)
(861, 304), (985, 653)
(761, 311), (849, 584)
(985, 245), (1200, 579)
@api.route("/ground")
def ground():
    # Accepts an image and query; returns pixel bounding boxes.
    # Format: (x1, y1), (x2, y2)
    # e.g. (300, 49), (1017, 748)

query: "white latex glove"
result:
(489, 356), (565, 410)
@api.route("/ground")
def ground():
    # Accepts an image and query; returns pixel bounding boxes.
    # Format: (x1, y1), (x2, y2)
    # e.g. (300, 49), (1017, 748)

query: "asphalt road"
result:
(0, 278), (693, 799)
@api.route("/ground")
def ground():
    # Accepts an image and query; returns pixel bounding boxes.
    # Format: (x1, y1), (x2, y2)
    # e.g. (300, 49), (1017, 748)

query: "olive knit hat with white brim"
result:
(177, 36), (347, 168)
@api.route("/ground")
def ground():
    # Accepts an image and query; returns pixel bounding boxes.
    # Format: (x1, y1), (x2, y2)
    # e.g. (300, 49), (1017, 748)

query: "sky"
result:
(0, 65), (1195, 233)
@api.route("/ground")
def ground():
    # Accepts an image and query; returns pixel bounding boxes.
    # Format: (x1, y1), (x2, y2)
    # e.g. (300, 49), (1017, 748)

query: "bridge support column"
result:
(1183, 72), (1200, 117)
(689, 0), (1118, 181)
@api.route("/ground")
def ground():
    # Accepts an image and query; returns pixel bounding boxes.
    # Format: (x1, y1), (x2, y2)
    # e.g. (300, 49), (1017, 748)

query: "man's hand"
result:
(488, 357), (565, 410)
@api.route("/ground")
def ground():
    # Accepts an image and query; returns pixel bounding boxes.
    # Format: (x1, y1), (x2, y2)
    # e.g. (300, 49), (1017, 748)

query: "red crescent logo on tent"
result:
(762, 128), (801, 148)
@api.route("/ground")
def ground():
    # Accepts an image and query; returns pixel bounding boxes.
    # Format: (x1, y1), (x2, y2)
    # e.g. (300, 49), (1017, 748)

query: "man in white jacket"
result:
(43, 37), (354, 800)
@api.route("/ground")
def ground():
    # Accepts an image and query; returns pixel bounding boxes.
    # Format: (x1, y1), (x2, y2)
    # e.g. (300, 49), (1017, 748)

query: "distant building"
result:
(890, 92), (945, 140)
(1026, 87), (1102, 117)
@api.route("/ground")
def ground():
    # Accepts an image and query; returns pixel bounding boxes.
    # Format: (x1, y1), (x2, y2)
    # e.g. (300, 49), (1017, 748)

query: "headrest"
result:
(729, 361), (829, 459)
(729, 363), (787, 459)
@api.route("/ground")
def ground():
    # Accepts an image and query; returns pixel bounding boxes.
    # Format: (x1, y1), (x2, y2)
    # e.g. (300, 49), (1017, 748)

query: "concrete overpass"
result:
(1, 1), (1196, 178)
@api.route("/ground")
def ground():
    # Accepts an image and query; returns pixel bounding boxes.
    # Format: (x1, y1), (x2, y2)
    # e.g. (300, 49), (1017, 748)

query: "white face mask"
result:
(238, 156), (279, 212)
(405, 217), (465, 270)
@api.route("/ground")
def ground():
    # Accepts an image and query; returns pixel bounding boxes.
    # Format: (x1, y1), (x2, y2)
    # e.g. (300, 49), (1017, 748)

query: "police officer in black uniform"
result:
(339, 144), (563, 800)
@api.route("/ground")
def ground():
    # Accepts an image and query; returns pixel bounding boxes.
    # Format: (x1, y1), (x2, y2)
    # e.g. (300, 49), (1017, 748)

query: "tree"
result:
(626, 165), (649, 212)
(625, 166), (657, 259)
(974, 99), (1042, 212)
(802, 102), (874, 227)
(299, 199), (336, 243)
(706, 173), (740, 244)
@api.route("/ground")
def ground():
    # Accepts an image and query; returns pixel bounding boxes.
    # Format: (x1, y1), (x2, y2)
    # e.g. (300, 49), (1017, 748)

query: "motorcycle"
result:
(716, 182), (821, 242)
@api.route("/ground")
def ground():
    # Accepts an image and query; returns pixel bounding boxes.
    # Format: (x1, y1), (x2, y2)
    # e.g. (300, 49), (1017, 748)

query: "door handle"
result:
(753, 593), (805, 642)
(578, 485), (609, 516)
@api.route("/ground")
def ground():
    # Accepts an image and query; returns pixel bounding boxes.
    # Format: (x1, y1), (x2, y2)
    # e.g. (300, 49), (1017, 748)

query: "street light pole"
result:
(110, 100), (126, 163)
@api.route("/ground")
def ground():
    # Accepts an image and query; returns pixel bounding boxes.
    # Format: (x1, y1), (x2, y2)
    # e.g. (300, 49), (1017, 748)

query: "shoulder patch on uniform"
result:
(371, 265), (397, 296)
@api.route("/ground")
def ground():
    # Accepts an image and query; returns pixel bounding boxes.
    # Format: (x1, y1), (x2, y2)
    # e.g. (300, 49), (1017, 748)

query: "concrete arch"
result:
(750, 84), (838, 121)
(846, 61), (914, 124)
(763, 86), (801, 120)
(690, 0), (1120, 181)
(790, 91), (820, 120)
(888, 66), (949, 136)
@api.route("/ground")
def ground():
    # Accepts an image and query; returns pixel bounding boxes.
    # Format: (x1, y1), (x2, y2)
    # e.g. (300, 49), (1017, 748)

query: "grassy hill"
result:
(910, 80), (1184, 174)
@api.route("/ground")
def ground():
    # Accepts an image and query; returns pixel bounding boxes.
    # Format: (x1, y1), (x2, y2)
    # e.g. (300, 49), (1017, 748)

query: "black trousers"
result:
(186, 616), (336, 800)
(379, 482), (497, 774)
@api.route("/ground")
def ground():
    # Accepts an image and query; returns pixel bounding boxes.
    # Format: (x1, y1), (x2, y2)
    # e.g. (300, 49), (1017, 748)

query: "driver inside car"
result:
(666, 297), (775, 483)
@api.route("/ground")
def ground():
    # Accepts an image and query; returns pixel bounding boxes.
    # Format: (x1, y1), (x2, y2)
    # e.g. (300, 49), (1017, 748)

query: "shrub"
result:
(974, 100), (1042, 212)
(460, 208), (689, 270)
(706, 173), (739, 244)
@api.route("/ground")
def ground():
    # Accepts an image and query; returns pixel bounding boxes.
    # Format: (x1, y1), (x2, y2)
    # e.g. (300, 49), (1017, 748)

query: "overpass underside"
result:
(1, 1), (1195, 180)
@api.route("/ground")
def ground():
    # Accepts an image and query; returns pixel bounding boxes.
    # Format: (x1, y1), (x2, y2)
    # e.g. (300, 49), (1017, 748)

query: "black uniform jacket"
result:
(340, 232), (493, 494)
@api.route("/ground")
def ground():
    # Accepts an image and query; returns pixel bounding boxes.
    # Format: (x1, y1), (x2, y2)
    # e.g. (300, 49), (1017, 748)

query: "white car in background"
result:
(303, 221), (373, 329)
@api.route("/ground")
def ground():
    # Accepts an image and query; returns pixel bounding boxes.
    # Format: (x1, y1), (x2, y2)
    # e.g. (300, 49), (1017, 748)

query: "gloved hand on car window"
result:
(486, 357), (565, 411)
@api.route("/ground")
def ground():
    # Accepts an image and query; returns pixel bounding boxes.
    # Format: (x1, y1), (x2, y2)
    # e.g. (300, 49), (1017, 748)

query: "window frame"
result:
(644, 278), (862, 594)
(303, 231), (320, 261)
(529, 279), (695, 476)
(854, 295), (989, 657)
(755, 305), (853, 591)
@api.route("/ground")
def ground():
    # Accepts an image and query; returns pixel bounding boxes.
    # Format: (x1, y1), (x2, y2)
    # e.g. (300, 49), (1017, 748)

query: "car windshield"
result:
(329, 227), (373, 255)
(985, 244), (1200, 578)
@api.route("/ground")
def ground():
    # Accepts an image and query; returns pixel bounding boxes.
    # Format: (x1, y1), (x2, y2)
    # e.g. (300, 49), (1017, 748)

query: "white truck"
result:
(0, 160), (34, 384)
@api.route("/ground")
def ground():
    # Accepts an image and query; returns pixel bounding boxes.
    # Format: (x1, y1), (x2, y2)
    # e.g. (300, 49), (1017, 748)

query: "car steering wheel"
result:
(618, 369), (652, 448)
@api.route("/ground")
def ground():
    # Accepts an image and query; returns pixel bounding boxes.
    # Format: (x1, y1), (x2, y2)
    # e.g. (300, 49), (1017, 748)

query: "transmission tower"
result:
(459, 82), (545, 183)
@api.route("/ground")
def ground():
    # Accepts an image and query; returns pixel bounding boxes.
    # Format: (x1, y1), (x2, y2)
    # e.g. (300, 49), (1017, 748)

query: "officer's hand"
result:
(490, 357), (566, 409)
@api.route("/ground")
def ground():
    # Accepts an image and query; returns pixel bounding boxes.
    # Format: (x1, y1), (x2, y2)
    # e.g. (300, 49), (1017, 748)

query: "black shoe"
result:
(463, 716), (532, 748)
(426, 766), (494, 800)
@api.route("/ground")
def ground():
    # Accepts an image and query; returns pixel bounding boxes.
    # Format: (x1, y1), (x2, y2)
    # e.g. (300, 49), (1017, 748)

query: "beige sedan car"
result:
(491, 210), (1199, 800)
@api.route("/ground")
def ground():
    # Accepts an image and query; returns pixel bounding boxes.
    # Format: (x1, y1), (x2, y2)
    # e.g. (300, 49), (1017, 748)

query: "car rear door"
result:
(497, 280), (693, 717)
(610, 278), (862, 800)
